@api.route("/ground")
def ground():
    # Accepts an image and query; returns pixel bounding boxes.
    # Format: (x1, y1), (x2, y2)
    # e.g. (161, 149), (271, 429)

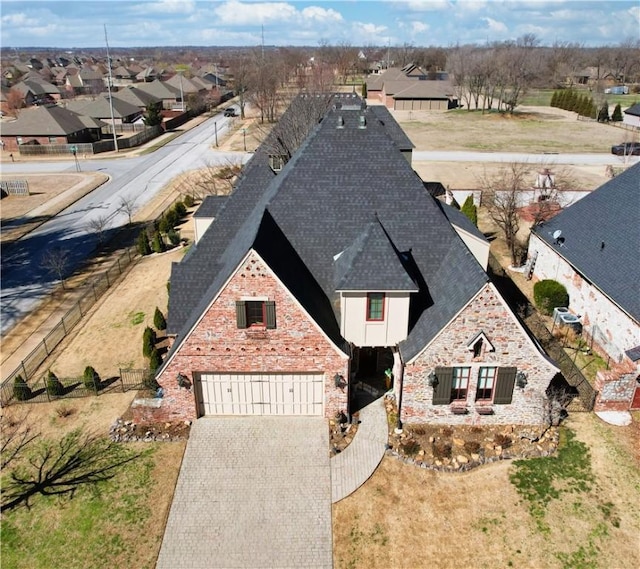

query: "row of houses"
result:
(1, 76), (233, 152)
(1, 60), (229, 118)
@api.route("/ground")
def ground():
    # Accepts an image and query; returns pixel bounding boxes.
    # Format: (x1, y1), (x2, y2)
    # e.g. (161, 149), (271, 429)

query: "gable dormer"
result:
(269, 154), (287, 173)
(334, 218), (418, 347)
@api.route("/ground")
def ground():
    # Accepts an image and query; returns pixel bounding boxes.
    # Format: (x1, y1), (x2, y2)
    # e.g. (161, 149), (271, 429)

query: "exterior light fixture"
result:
(334, 374), (346, 390)
(428, 371), (438, 387)
(516, 371), (528, 389)
(176, 373), (191, 390)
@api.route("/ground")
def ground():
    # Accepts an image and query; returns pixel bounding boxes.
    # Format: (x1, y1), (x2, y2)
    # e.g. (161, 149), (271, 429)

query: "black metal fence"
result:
(0, 247), (139, 407)
(2, 369), (154, 407)
(487, 253), (597, 411)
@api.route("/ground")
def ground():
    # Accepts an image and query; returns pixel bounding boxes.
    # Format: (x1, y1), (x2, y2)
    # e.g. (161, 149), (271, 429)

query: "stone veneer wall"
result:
(401, 284), (558, 426)
(528, 234), (639, 363)
(153, 250), (349, 422)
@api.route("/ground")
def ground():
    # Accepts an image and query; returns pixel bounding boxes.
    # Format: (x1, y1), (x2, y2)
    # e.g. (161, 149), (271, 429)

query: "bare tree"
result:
(258, 93), (334, 162)
(185, 158), (243, 199)
(41, 246), (70, 289)
(6, 88), (25, 116)
(479, 162), (530, 266)
(118, 196), (137, 225)
(86, 214), (110, 246)
(1, 429), (140, 512)
(228, 52), (252, 119)
(248, 50), (285, 123)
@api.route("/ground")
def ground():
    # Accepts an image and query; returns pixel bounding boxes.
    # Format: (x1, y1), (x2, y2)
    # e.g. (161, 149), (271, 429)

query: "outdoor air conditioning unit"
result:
(554, 307), (582, 334)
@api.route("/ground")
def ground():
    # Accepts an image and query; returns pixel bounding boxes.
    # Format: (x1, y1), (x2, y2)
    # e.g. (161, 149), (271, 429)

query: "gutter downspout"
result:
(394, 347), (405, 433)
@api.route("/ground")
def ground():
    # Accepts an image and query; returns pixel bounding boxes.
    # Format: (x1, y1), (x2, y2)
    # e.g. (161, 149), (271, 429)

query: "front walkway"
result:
(156, 416), (332, 569)
(331, 396), (389, 503)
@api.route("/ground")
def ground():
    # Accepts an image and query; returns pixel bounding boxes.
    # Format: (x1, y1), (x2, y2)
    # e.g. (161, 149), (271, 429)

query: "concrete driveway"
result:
(156, 416), (332, 569)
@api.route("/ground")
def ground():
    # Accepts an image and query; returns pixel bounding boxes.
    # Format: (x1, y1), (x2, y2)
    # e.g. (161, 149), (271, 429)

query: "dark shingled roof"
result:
(0, 104), (105, 136)
(193, 195), (229, 219)
(625, 345), (640, 362)
(166, 99), (489, 362)
(624, 103), (640, 117)
(334, 218), (418, 292)
(532, 162), (640, 321)
(439, 201), (487, 242)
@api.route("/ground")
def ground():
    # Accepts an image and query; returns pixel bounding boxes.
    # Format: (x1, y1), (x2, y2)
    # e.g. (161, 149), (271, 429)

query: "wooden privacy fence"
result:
(2, 369), (154, 407)
(0, 246), (139, 407)
(18, 142), (95, 156)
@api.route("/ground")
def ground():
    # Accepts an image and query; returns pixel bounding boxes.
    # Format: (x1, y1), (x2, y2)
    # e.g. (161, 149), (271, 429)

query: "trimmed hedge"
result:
(83, 366), (100, 391)
(154, 307), (167, 330)
(461, 195), (478, 226)
(13, 375), (32, 401)
(533, 279), (569, 315)
(46, 370), (64, 396)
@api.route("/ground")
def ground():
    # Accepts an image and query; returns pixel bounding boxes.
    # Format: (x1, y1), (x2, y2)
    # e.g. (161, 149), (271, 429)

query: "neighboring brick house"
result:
(151, 94), (558, 426)
(366, 64), (456, 110)
(0, 104), (104, 152)
(527, 164), (640, 412)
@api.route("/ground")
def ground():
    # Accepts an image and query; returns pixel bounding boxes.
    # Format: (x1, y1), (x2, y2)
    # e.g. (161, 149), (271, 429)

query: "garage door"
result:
(196, 372), (324, 416)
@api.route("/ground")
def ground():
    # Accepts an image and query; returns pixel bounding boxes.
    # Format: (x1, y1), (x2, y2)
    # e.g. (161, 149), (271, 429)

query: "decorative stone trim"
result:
(385, 443), (558, 473)
(109, 418), (191, 442)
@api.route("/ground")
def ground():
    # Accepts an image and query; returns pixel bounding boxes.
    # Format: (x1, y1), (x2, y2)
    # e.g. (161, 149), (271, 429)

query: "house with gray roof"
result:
(65, 94), (142, 124)
(12, 79), (61, 106)
(527, 163), (640, 412)
(0, 104), (104, 152)
(366, 64), (456, 110)
(134, 79), (181, 109)
(623, 102), (640, 129)
(112, 85), (162, 112)
(149, 94), (558, 427)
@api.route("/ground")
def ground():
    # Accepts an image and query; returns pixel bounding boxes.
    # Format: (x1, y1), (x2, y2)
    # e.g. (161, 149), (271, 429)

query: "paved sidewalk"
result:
(156, 416), (333, 569)
(331, 397), (389, 503)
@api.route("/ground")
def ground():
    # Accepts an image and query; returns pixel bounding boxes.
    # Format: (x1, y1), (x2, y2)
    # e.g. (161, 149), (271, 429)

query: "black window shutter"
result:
(432, 367), (453, 405)
(494, 367), (517, 404)
(235, 301), (247, 329)
(265, 301), (276, 329)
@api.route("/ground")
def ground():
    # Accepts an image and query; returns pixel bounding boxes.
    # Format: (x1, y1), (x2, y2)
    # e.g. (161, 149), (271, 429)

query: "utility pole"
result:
(179, 71), (185, 112)
(104, 24), (118, 152)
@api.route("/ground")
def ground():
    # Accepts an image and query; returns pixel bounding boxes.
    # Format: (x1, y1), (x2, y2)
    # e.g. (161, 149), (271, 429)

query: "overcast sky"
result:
(1, 1), (638, 49)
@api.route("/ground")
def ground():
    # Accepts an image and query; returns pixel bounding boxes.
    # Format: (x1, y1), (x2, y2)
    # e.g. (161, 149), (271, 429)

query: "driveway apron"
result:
(156, 416), (332, 569)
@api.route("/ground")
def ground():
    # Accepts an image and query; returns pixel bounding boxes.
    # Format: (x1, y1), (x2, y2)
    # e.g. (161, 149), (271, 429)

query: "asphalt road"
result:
(412, 151), (640, 165)
(1, 111), (248, 335)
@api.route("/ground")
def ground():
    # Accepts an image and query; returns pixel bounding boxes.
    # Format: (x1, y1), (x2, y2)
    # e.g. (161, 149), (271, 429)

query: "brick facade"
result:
(399, 284), (558, 426)
(529, 234), (639, 364)
(154, 250), (349, 422)
(593, 358), (640, 412)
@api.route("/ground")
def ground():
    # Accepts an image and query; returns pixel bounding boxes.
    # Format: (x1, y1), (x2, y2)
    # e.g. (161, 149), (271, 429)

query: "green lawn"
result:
(522, 88), (638, 109)
(1, 441), (170, 569)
